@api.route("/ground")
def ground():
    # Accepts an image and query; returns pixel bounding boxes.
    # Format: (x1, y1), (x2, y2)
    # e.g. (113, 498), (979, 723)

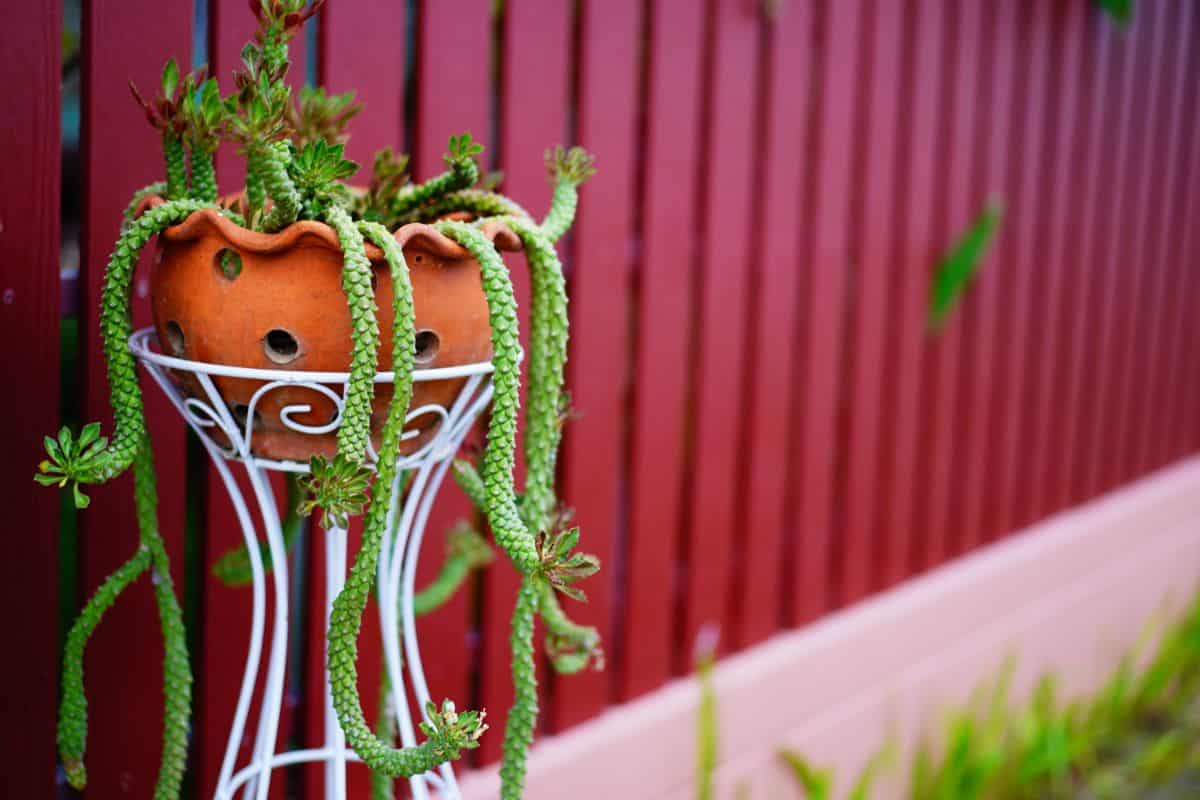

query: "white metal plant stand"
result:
(131, 327), (493, 800)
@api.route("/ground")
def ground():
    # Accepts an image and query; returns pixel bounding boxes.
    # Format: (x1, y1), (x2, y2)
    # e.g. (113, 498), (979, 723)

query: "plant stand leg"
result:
(133, 327), (494, 800)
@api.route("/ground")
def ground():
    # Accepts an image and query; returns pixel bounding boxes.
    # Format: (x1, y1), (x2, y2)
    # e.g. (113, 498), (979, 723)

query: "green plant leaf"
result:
(928, 204), (1002, 332)
(1097, 0), (1133, 24)
(780, 749), (834, 800)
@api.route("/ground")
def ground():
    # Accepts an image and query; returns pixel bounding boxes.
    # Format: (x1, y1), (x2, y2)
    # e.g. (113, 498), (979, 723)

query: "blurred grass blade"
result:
(928, 204), (1002, 332)
(1097, 0), (1133, 24)
(779, 749), (834, 800)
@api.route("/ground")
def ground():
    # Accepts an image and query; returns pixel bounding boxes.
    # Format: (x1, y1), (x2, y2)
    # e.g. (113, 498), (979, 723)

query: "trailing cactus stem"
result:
(396, 189), (533, 226)
(500, 576), (541, 799)
(388, 156), (479, 219)
(53, 199), (208, 491)
(327, 221), (485, 776)
(540, 179), (579, 244)
(162, 132), (188, 200)
(134, 436), (193, 800)
(245, 166), (265, 229)
(188, 148), (217, 203)
(539, 581), (601, 674)
(57, 547), (152, 789)
(435, 220), (539, 575)
(326, 206), (380, 461)
(259, 144), (303, 232)
(121, 182), (167, 233)
(503, 219), (568, 525)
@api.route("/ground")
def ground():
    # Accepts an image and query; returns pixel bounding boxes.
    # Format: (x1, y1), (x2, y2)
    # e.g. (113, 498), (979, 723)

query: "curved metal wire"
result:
(132, 328), (490, 800)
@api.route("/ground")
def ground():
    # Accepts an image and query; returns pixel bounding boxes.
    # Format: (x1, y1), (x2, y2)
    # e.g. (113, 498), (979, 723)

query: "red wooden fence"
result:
(2, 0), (1199, 795)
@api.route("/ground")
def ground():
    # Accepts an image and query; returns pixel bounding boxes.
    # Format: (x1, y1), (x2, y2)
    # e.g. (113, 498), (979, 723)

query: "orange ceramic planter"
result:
(141, 196), (520, 461)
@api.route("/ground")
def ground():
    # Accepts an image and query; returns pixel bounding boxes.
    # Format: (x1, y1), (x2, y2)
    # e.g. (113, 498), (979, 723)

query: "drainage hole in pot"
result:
(412, 253), (424, 265)
(414, 330), (439, 365)
(263, 328), (301, 364)
(164, 320), (186, 357)
(231, 404), (263, 431)
(214, 247), (243, 280)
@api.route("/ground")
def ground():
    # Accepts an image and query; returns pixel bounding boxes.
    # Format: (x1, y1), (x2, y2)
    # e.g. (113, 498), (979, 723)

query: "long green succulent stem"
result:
(37, 199), (208, 504)
(245, 167), (266, 229)
(327, 221), (485, 776)
(121, 182), (168, 233)
(327, 206), (380, 461)
(434, 220), (539, 575)
(188, 147), (217, 204)
(57, 547), (152, 788)
(539, 146), (595, 244)
(395, 190), (533, 227)
(500, 576), (541, 800)
(135, 435), (193, 800)
(163, 132), (188, 200)
(258, 143), (302, 233)
(389, 154), (480, 219)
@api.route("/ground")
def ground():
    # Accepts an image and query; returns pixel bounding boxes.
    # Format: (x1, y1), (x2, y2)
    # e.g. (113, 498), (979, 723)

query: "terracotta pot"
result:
(140, 196), (521, 461)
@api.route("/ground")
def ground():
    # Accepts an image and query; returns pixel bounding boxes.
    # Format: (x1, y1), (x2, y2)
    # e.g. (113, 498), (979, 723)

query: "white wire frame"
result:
(131, 327), (494, 800)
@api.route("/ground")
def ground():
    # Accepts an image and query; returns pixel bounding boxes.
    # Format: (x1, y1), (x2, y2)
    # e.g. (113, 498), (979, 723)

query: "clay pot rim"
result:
(135, 193), (523, 261)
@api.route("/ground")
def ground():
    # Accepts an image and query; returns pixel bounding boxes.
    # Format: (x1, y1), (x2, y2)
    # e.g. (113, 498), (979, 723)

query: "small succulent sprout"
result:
(287, 139), (359, 217)
(288, 86), (362, 147)
(182, 77), (224, 154)
(250, 0), (326, 37)
(535, 524), (600, 603)
(419, 700), (487, 761)
(545, 145), (596, 187)
(35, 423), (109, 509)
(445, 132), (484, 169)
(130, 58), (207, 136)
(359, 147), (411, 221)
(545, 630), (605, 674)
(297, 453), (373, 529)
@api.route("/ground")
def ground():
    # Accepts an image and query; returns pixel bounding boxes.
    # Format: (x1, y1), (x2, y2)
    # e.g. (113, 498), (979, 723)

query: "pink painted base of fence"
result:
(458, 456), (1200, 799)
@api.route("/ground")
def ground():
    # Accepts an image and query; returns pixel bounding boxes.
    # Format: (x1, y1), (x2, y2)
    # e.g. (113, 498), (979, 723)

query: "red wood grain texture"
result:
(1157, 16), (1200, 465)
(876, 0), (945, 589)
(0, 3), (60, 796)
(1017, 0), (1084, 526)
(735, 1), (813, 646)
(1070, 18), (1134, 506)
(1047, 9), (1109, 514)
(1129, 1), (1189, 477)
(791, 0), (864, 619)
(838, 0), (904, 602)
(680, 0), (761, 653)
(320, 2), (406, 167)
(1083, 9), (1153, 498)
(411, 0), (496, 764)
(955, 0), (1019, 553)
(989, 0), (1053, 538)
(1107, 4), (1169, 491)
(555, 0), (640, 729)
(79, 4), (193, 796)
(619, 0), (706, 701)
(912, 0), (984, 570)
(199, 4), (309, 796)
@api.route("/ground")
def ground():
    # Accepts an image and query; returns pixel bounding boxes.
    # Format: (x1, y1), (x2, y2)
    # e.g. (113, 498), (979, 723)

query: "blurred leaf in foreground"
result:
(928, 204), (1002, 333)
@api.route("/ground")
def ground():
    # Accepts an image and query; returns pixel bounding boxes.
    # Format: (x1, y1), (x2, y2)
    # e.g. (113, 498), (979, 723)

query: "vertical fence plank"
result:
(736, 1), (813, 646)
(1108, 4), (1168, 491)
(839, 0), (903, 602)
(410, 0), (496, 764)
(1157, 15), (1200, 466)
(620, 0), (706, 701)
(791, 0), (864, 619)
(0, 4), (60, 797)
(680, 0), (761, 654)
(1049, 8), (1108, 514)
(1129, 1), (1188, 476)
(988, 1), (1053, 539)
(1020, 0), (1084, 525)
(877, 0), (945, 588)
(913, 0), (984, 569)
(957, 0), (1018, 552)
(1072, 18), (1135, 505)
(79, 4), (193, 796)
